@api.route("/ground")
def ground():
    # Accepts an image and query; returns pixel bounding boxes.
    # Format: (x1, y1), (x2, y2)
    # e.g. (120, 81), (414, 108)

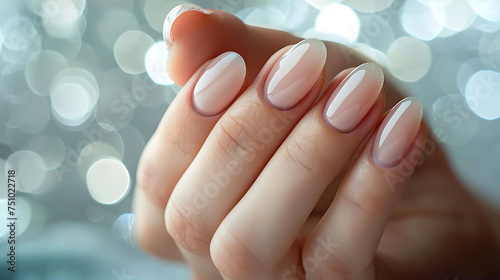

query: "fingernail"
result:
(324, 63), (384, 133)
(163, 4), (211, 49)
(264, 38), (326, 110)
(372, 97), (423, 168)
(193, 52), (246, 116)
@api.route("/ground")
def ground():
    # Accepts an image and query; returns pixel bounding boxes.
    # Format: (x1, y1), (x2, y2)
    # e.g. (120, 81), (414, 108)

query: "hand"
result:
(133, 4), (499, 279)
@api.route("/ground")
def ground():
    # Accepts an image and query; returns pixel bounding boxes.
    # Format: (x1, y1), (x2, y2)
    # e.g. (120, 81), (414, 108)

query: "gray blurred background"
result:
(0, 0), (499, 279)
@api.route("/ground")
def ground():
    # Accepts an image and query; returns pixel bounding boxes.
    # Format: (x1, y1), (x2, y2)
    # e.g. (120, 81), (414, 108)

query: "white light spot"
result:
(240, 7), (287, 28)
(112, 213), (135, 244)
(457, 59), (484, 95)
(25, 50), (68, 96)
(344, 0), (393, 13)
(51, 83), (91, 126)
(6, 150), (46, 193)
(386, 37), (432, 82)
(50, 68), (99, 127)
(145, 41), (174, 85)
(114, 31), (154, 74)
(144, 0), (190, 32)
(0, 197), (30, 238)
(305, 0), (342, 10)
(432, 1), (476, 32)
(1, 17), (37, 51)
(86, 158), (130, 205)
(469, 0), (500, 22)
(39, 0), (86, 38)
(16, 197), (31, 236)
(401, 0), (443, 41)
(315, 3), (360, 44)
(77, 138), (124, 179)
(416, 0), (451, 7)
(465, 70), (500, 120)
(0, 201), (7, 238)
(0, 159), (6, 202)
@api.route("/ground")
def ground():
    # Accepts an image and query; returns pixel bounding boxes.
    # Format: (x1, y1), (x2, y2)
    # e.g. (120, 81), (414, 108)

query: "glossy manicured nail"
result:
(324, 63), (384, 133)
(372, 97), (423, 168)
(163, 4), (211, 49)
(192, 52), (246, 116)
(263, 38), (326, 110)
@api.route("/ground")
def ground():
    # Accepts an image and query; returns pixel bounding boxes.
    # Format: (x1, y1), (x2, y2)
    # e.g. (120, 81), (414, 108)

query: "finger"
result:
(163, 4), (364, 87)
(209, 63), (386, 279)
(133, 51), (246, 259)
(303, 97), (426, 279)
(164, 39), (326, 277)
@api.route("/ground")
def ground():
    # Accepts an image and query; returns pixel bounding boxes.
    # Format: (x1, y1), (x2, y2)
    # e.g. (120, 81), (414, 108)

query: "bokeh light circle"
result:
(432, 1), (476, 32)
(25, 50), (68, 96)
(469, 0), (500, 22)
(50, 68), (98, 127)
(344, 0), (393, 13)
(144, 0), (189, 32)
(145, 41), (174, 85)
(305, 0), (341, 10)
(114, 30), (154, 74)
(112, 213), (135, 244)
(6, 150), (46, 193)
(51, 83), (91, 126)
(86, 157), (130, 205)
(401, 0), (443, 41)
(465, 70), (500, 120)
(315, 3), (360, 44)
(387, 37), (432, 82)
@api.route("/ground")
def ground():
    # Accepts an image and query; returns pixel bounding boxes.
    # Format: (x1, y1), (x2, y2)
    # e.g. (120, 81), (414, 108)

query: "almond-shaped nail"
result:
(193, 52), (246, 116)
(372, 97), (423, 168)
(264, 38), (326, 110)
(324, 63), (384, 133)
(163, 4), (211, 49)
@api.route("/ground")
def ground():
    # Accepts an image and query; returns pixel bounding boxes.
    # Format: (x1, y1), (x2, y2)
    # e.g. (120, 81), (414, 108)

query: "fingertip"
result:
(167, 9), (249, 86)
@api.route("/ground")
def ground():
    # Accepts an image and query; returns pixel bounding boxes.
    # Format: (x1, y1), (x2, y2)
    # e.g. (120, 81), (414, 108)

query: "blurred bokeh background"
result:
(0, 0), (499, 279)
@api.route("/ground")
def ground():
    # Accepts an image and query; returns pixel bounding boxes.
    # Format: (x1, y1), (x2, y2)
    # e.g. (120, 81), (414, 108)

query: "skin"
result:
(133, 9), (500, 280)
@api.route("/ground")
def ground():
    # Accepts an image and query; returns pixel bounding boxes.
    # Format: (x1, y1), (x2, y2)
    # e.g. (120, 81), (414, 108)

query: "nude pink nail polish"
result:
(192, 52), (246, 116)
(163, 4), (211, 49)
(372, 97), (423, 168)
(263, 38), (327, 110)
(324, 63), (384, 133)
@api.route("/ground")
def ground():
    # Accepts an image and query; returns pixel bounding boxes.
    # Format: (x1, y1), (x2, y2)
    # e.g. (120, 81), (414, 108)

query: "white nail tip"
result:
(163, 4), (211, 48)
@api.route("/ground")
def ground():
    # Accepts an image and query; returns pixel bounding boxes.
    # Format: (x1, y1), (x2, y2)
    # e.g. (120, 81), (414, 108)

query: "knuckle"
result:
(339, 188), (382, 219)
(214, 110), (265, 162)
(165, 198), (213, 255)
(210, 228), (262, 279)
(283, 135), (324, 177)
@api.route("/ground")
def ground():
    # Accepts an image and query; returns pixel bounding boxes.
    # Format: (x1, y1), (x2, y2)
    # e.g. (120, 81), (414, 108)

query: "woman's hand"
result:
(132, 4), (499, 279)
